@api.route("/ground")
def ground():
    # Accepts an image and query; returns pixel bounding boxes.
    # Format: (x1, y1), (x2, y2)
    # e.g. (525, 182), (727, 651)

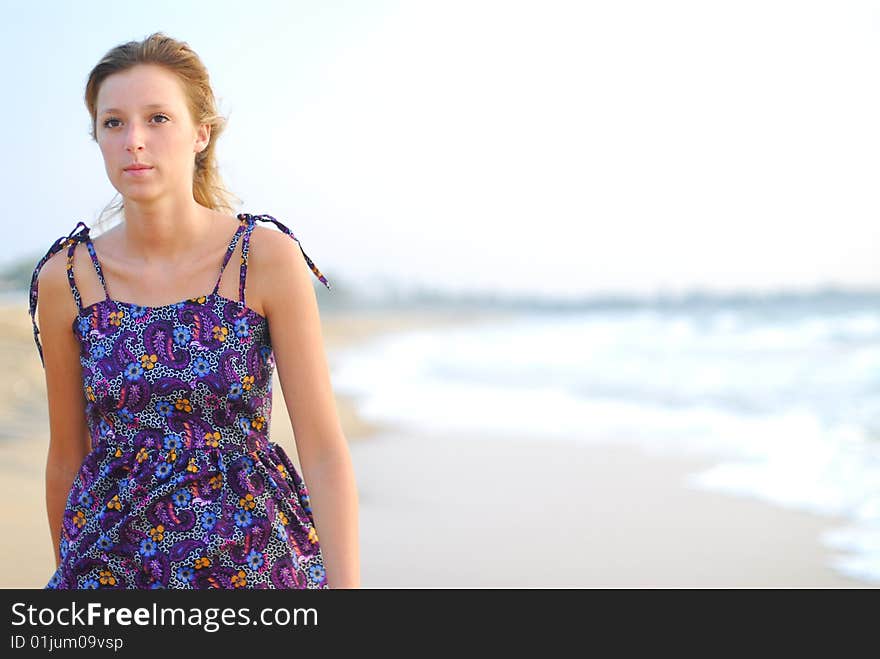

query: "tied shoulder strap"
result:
(248, 213), (332, 291)
(28, 221), (91, 368)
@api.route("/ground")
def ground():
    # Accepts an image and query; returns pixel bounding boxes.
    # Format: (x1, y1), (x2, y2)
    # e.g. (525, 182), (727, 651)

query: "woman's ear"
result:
(195, 123), (211, 153)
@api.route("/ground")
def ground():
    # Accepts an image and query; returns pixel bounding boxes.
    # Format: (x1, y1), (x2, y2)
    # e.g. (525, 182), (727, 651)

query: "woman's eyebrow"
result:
(99, 103), (170, 115)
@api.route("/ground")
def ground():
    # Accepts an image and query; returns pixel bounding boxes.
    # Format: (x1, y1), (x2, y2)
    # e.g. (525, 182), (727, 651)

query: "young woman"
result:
(28, 32), (359, 589)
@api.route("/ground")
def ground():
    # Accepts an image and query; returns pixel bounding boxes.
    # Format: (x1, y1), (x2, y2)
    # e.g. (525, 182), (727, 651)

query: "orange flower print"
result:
(186, 457), (199, 473)
(72, 510), (87, 528)
(194, 556), (211, 570)
(166, 448), (178, 463)
(136, 447), (149, 463)
(109, 310), (124, 326)
(276, 463), (288, 479)
(239, 493), (256, 510)
(107, 495), (121, 511)
(189, 295), (207, 305)
(252, 415), (265, 431)
(308, 527), (319, 544)
(149, 524), (165, 542)
(99, 569), (117, 586)
(175, 398), (192, 413)
(231, 570), (247, 588)
(140, 354), (158, 370)
(278, 510), (289, 526)
(113, 447), (123, 458)
(85, 385), (96, 402)
(65, 241), (76, 270)
(205, 431), (220, 448)
(242, 375), (255, 391)
(209, 474), (223, 490)
(212, 325), (229, 342)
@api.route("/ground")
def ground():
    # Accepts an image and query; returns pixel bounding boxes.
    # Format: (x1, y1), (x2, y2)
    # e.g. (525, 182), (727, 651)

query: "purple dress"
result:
(29, 213), (332, 589)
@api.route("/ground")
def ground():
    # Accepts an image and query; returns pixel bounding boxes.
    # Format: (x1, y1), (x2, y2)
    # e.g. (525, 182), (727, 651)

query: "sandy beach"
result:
(0, 302), (871, 588)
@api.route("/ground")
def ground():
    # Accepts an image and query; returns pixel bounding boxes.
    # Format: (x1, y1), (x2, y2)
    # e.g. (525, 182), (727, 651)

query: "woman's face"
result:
(95, 63), (209, 204)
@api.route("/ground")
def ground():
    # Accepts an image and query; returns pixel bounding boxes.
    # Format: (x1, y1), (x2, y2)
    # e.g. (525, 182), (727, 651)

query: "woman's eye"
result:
(102, 114), (169, 128)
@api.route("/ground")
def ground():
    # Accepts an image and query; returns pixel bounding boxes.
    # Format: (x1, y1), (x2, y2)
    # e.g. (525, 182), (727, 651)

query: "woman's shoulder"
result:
(249, 219), (299, 259)
(245, 221), (307, 303)
(246, 213), (332, 291)
(36, 242), (69, 284)
(32, 237), (80, 355)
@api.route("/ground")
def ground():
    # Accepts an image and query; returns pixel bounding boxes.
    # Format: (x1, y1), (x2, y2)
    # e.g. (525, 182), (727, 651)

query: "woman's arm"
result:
(255, 227), (360, 589)
(36, 249), (93, 568)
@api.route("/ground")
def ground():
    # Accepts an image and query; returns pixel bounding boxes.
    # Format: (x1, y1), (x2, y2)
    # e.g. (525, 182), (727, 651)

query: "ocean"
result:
(329, 291), (880, 584)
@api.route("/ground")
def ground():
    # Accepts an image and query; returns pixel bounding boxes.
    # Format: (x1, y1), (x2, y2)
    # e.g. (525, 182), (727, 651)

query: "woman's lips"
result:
(124, 167), (153, 176)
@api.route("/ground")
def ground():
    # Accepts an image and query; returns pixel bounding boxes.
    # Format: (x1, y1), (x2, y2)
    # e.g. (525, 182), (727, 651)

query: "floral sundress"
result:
(28, 212), (332, 589)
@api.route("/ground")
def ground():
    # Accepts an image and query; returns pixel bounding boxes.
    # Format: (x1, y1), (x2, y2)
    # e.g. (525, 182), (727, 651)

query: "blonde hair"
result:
(84, 31), (241, 231)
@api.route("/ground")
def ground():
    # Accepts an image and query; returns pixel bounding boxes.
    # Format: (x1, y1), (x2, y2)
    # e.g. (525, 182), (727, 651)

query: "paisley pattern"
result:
(29, 212), (333, 589)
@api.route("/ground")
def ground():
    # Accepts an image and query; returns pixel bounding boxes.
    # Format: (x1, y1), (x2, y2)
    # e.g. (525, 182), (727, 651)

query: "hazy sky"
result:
(2, 0), (878, 298)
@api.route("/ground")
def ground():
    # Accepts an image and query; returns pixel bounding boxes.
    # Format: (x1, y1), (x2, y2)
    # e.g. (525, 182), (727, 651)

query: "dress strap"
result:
(67, 230), (111, 310)
(237, 213), (331, 307)
(29, 221), (94, 367)
(211, 217), (248, 295)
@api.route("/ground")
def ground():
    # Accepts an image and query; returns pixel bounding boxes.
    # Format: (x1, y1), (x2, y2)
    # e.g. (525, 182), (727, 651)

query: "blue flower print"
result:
(234, 509), (253, 528)
(76, 317), (90, 336)
(191, 356), (211, 378)
(259, 345), (272, 365)
(97, 534), (113, 550)
(155, 401), (173, 418)
(124, 362), (143, 381)
(163, 434), (182, 450)
(173, 326), (191, 346)
(172, 489), (191, 508)
(201, 511), (217, 531)
(246, 550), (264, 570)
(234, 317), (249, 338)
(78, 492), (93, 507)
(177, 566), (195, 583)
(237, 416), (251, 434)
(139, 538), (158, 557)
(129, 304), (148, 319)
(155, 463), (173, 480)
(228, 383), (242, 400)
(82, 578), (100, 589)
(89, 343), (106, 360)
(150, 581), (165, 589)
(309, 565), (326, 583)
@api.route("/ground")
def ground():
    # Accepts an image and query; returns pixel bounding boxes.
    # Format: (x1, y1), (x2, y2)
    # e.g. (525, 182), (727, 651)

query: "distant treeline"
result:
(2, 251), (878, 313)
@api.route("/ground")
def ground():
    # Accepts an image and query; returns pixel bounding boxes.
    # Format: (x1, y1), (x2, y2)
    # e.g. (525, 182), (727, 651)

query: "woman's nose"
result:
(125, 127), (145, 151)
